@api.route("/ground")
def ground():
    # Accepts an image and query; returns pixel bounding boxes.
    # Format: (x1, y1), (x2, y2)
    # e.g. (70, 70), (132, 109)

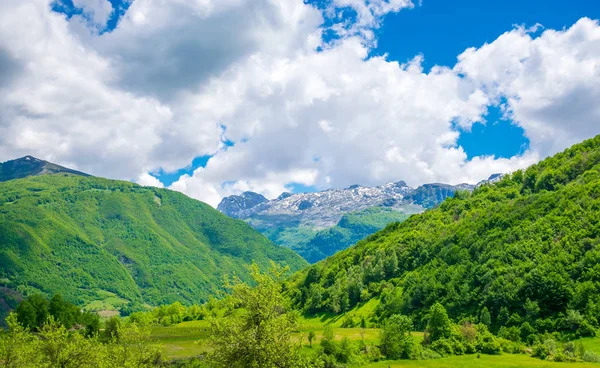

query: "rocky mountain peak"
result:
(0, 156), (89, 183)
(216, 191), (268, 218)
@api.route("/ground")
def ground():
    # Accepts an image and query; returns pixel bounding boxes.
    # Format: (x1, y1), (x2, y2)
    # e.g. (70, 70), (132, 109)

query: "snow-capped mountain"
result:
(217, 175), (501, 263)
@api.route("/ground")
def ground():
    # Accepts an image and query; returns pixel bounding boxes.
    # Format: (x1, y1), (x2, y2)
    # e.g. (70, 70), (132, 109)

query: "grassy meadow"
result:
(150, 318), (600, 366)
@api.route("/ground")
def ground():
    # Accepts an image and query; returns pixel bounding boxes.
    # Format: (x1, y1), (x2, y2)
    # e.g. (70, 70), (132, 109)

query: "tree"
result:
(27, 294), (49, 328)
(380, 314), (414, 359)
(209, 262), (306, 368)
(496, 307), (510, 330)
(320, 325), (337, 356)
(104, 316), (122, 341)
(15, 301), (37, 331)
(0, 313), (41, 367)
(480, 307), (491, 328)
(308, 330), (316, 348)
(38, 317), (102, 368)
(426, 303), (452, 342)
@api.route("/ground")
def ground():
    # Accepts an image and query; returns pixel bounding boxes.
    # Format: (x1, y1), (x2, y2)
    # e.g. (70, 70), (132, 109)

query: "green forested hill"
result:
(291, 135), (600, 333)
(0, 174), (306, 316)
(267, 207), (409, 263)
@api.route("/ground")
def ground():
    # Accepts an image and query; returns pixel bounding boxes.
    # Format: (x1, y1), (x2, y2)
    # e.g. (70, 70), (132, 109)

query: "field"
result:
(368, 355), (600, 368)
(150, 320), (600, 366)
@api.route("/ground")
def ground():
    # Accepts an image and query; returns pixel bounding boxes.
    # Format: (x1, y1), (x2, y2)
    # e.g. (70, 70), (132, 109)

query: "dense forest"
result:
(0, 175), (306, 320)
(262, 207), (410, 263)
(291, 134), (600, 339)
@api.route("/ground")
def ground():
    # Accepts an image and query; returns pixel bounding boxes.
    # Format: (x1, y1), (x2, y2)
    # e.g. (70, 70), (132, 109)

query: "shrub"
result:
(475, 329), (502, 355)
(563, 341), (575, 357)
(583, 351), (600, 363)
(430, 339), (453, 356)
(460, 322), (477, 342)
(498, 326), (521, 342)
(576, 319), (597, 337)
(419, 348), (442, 360)
(531, 343), (550, 360)
(465, 342), (477, 354)
(498, 338), (523, 354)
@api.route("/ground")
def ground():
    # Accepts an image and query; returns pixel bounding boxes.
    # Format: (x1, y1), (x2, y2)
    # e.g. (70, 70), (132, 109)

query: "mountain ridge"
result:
(217, 176), (501, 262)
(0, 156), (89, 182)
(0, 173), (306, 320)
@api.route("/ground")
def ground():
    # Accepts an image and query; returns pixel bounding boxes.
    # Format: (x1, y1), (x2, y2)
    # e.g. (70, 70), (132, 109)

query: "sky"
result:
(0, 0), (599, 207)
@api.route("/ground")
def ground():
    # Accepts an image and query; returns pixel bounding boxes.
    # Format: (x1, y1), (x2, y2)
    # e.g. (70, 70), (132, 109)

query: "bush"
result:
(476, 331), (502, 355)
(465, 342), (477, 354)
(498, 326), (521, 342)
(583, 351), (600, 363)
(419, 348), (442, 360)
(531, 343), (550, 360)
(430, 339), (453, 356)
(576, 319), (597, 337)
(498, 338), (523, 354)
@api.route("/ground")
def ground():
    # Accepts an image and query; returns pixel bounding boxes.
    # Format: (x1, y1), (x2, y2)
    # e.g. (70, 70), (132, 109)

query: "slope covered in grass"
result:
(292, 135), (600, 334)
(0, 174), (306, 316)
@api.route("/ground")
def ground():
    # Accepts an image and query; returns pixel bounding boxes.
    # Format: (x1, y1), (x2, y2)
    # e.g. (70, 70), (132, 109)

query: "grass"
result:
(368, 354), (600, 367)
(151, 320), (211, 360)
(152, 319), (600, 367)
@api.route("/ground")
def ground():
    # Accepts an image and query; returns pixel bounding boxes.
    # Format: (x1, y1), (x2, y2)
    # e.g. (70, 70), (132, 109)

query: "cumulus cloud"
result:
(455, 18), (600, 157)
(72, 0), (113, 27)
(0, 0), (599, 207)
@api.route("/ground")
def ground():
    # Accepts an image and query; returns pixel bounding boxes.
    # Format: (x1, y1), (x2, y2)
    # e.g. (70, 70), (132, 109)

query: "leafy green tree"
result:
(379, 314), (414, 359)
(426, 303), (452, 342)
(0, 313), (41, 368)
(38, 317), (102, 368)
(320, 325), (337, 356)
(480, 307), (491, 328)
(104, 316), (122, 341)
(15, 301), (37, 331)
(208, 263), (305, 368)
(308, 330), (315, 347)
(496, 307), (510, 329)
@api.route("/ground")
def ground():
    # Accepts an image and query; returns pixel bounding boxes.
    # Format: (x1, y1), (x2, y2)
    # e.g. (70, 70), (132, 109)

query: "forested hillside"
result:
(292, 134), (600, 335)
(0, 175), (306, 318)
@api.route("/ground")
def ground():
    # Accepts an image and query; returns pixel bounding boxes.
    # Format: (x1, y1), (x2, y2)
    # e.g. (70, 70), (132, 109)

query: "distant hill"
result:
(291, 134), (600, 333)
(0, 156), (89, 182)
(217, 179), (498, 263)
(0, 174), (306, 319)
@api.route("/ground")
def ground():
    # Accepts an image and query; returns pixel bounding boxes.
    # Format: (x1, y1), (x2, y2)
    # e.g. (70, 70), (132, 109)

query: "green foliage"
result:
(379, 314), (414, 359)
(479, 307), (491, 328)
(0, 312), (161, 367)
(426, 303), (452, 343)
(261, 207), (411, 263)
(208, 263), (308, 368)
(291, 134), (600, 339)
(14, 294), (100, 336)
(0, 175), (306, 319)
(583, 351), (600, 362)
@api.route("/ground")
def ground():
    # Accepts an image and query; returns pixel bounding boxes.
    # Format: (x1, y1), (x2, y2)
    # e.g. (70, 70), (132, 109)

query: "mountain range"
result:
(218, 176), (502, 262)
(291, 134), (600, 333)
(0, 157), (305, 320)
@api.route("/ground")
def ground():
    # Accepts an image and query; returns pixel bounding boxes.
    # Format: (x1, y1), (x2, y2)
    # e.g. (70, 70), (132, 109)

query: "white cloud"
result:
(137, 172), (165, 188)
(72, 0), (113, 27)
(455, 18), (600, 157)
(1, 1), (599, 207)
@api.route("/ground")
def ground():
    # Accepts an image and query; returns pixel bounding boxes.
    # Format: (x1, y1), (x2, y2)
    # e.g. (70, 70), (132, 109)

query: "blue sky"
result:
(138, 0), (597, 189)
(6, 0), (599, 205)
